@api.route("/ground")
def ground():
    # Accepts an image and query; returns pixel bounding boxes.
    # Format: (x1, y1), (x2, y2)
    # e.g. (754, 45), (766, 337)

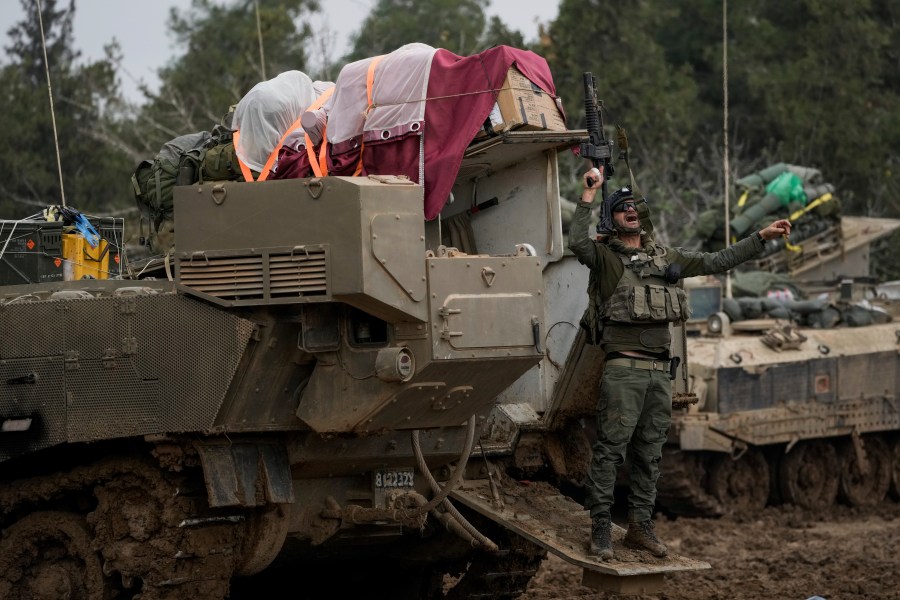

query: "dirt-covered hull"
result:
(0, 130), (714, 596)
(0, 281), (254, 460)
(660, 283), (900, 517)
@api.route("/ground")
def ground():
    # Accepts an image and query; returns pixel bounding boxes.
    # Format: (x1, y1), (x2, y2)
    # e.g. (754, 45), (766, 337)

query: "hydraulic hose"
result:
(319, 419), (498, 551)
(411, 420), (498, 552)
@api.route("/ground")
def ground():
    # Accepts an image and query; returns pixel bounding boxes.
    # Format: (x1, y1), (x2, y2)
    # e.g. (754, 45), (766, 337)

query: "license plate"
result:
(374, 468), (414, 489)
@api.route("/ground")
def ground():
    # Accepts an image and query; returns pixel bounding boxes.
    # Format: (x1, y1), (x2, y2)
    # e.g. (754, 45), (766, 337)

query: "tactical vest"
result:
(581, 242), (691, 352)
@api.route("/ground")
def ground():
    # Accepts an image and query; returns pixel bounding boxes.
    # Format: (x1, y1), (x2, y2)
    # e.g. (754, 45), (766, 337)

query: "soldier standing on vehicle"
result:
(570, 166), (791, 560)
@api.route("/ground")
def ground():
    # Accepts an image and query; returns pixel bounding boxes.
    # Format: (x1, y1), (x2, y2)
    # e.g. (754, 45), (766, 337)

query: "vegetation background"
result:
(2, 0), (898, 276)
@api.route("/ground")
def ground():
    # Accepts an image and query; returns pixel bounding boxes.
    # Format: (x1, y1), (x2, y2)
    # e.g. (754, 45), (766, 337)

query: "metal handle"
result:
(211, 184), (227, 205)
(531, 317), (543, 354)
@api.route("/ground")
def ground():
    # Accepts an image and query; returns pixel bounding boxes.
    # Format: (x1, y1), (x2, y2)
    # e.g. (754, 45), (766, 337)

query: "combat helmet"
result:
(597, 186), (653, 236)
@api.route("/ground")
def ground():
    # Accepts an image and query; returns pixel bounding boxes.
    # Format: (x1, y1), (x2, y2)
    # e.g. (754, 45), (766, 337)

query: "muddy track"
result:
(521, 500), (900, 600)
(655, 448), (724, 518)
(0, 453), (247, 599)
(443, 525), (547, 600)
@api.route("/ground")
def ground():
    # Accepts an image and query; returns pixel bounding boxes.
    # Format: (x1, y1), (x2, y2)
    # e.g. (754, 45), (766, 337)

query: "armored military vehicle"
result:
(658, 213), (900, 517)
(0, 124), (714, 599)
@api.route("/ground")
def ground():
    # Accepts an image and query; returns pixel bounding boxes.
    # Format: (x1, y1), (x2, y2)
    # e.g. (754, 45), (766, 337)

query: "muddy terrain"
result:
(523, 501), (900, 600)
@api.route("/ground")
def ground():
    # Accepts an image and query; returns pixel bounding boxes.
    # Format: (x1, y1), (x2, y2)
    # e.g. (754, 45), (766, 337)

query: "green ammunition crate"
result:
(0, 220), (65, 286)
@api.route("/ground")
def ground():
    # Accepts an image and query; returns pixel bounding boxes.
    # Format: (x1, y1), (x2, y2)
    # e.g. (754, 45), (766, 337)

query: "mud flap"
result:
(450, 478), (710, 595)
(196, 441), (294, 507)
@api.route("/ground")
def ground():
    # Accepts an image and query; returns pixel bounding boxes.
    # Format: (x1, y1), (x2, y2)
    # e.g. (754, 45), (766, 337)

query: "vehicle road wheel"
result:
(0, 511), (109, 600)
(708, 447), (769, 513)
(839, 435), (891, 506)
(779, 440), (839, 509)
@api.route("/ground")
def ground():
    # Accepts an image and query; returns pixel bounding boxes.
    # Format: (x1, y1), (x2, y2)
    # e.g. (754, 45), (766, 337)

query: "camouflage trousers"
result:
(583, 365), (672, 523)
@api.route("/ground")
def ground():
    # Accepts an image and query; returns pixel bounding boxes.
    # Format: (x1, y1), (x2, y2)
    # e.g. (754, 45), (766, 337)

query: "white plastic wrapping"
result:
(282, 81), (335, 151)
(233, 70), (319, 171)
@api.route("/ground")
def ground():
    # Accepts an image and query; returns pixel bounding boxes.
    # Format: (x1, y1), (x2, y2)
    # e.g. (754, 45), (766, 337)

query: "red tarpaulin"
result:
(271, 44), (564, 220)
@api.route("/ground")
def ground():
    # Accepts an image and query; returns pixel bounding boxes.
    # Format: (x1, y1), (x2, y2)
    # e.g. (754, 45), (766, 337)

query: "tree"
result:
(0, 0), (131, 218)
(480, 16), (525, 50)
(545, 0), (708, 245)
(725, 0), (900, 216)
(345, 0), (514, 62)
(544, 0), (900, 251)
(134, 0), (320, 151)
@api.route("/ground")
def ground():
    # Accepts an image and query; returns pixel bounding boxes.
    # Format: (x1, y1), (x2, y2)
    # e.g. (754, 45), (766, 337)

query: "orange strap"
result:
(234, 130), (279, 182)
(303, 87), (335, 177)
(236, 87), (337, 182)
(354, 55), (385, 176)
(235, 125), (294, 182)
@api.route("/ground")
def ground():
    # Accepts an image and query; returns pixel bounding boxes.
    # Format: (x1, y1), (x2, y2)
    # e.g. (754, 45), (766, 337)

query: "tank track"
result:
(660, 435), (900, 516)
(655, 447), (724, 518)
(442, 523), (547, 600)
(0, 453), (247, 599)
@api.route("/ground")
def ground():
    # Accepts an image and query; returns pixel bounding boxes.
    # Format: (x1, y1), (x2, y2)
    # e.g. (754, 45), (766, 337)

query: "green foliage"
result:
(725, 0), (900, 215)
(480, 16), (525, 50)
(346, 0), (495, 61)
(544, 0), (900, 262)
(0, 0), (132, 219)
(136, 0), (320, 150)
(1, 0), (899, 280)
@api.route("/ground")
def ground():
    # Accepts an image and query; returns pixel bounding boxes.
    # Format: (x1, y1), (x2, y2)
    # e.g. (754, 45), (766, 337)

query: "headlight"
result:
(375, 347), (416, 382)
(707, 312), (729, 336)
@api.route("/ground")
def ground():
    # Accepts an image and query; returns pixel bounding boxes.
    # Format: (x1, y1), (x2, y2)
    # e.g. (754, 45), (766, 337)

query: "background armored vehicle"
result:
(657, 164), (900, 517)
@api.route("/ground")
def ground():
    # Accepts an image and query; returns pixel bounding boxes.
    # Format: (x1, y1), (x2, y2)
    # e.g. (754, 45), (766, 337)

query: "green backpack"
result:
(177, 126), (245, 183)
(200, 126), (244, 181)
(131, 128), (247, 253)
(131, 131), (212, 252)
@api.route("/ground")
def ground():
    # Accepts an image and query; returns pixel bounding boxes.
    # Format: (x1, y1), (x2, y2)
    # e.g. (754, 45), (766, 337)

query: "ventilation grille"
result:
(178, 247), (328, 305)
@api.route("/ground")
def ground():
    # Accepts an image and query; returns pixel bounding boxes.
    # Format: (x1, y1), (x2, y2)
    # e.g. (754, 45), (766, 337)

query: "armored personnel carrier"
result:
(659, 210), (900, 517)
(0, 124), (713, 599)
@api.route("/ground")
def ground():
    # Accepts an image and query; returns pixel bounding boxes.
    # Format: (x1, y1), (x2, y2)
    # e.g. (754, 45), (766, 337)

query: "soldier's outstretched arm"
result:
(670, 232), (766, 277)
(759, 219), (792, 240)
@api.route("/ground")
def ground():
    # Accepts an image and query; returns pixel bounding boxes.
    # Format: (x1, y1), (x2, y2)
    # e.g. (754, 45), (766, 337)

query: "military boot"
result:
(589, 516), (613, 560)
(623, 520), (667, 557)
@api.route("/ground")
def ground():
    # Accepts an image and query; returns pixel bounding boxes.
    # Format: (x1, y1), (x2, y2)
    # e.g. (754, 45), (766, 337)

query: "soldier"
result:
(569, 167), (791, 560)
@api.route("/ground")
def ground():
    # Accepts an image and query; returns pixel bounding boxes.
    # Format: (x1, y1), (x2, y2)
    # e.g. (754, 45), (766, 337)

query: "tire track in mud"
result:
(521, 501), (900, 600)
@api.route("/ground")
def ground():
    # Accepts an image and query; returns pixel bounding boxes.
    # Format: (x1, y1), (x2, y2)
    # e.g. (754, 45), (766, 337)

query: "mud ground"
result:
(521, 501), (900, 600)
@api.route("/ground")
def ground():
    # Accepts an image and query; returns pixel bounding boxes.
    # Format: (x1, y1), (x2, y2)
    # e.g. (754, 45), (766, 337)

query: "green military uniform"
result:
(568, 200), (764, 523)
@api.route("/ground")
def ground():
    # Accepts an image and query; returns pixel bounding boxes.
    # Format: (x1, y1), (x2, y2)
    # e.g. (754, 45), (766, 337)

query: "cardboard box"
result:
(483, 66), (567, 135)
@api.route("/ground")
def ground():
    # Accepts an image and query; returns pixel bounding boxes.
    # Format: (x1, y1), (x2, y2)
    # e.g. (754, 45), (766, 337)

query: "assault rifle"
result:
(580, 72), (614, 202)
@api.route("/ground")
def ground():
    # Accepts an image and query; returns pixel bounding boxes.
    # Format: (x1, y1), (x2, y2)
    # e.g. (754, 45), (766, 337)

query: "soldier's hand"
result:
(581, 167), (604, 204)
(758, 219), (792, 241)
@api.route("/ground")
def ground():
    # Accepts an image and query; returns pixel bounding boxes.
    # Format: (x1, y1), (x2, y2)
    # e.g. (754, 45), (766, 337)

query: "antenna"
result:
(722, 0), (732, 298)
(255, 0), (267, 80)
(36, 0), (67, 207)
